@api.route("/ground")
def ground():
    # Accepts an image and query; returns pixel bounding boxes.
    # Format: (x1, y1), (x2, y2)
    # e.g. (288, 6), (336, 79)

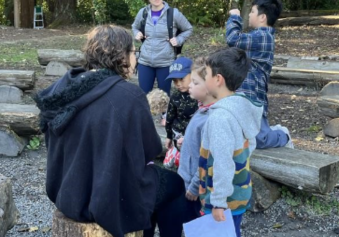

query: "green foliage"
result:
(27, 136), (41, 150)
(77, 0), (94, 24)
(123, 0), (146, 17)
(307, 125), (322, 133)
(280, 186), (339, 216)
(93, 0), (107, 24)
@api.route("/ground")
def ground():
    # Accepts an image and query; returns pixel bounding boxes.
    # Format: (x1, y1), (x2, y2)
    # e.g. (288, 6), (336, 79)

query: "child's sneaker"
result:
(270, 124), (294, 149)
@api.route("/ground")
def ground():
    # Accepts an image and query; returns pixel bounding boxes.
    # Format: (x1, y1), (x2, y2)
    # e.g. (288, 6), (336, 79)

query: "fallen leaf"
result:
(17, 227), (30, 232)
(273, 223), (283, 229)
(41, 227), (51, 233)
(29, 226), (39, 232)
(287, 211), (296, 219)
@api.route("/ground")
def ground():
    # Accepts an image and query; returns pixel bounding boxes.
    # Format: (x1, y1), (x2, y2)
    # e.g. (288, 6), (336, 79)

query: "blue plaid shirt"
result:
(226, 15), (275, 117)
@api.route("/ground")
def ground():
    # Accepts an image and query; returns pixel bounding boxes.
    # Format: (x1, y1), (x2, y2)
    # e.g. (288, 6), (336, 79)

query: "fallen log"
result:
(280, 10), (339, 18)
(317, 82), (339, 118)
(52, 209), (143, 237)
(0, 103), (40, 136)
(270, 67), (339, 87)
(155, 123), (339, 194)
(287, 58), (339, 71)
(0, 70), (35, 91)
(276, 15), (339, 27)
(37, 49), (85, 67)
(251, 148), (339, 194)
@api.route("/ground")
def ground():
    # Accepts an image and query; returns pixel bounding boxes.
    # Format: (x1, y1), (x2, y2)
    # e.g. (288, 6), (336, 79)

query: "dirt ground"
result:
(0, 24), (339, 236)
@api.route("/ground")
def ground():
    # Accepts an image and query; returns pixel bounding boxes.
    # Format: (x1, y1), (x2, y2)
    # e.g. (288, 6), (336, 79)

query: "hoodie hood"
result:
(210, 93), (263, 141)
(34, 68), (122, 135)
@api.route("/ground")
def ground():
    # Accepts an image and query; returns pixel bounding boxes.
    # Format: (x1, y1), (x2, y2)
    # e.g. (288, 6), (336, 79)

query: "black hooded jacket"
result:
(35, 68), (162, 237)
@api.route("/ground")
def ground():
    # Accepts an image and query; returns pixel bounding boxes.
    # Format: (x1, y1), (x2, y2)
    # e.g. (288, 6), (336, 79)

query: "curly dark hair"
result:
(83, 25), (134, 79)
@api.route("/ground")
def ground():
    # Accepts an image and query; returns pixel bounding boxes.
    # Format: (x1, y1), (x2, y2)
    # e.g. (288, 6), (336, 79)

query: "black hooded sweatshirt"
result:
(34, 68), (162, 237)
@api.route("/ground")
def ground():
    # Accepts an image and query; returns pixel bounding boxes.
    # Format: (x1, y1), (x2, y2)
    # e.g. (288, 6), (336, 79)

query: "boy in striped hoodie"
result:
(199, 48), (263, 237)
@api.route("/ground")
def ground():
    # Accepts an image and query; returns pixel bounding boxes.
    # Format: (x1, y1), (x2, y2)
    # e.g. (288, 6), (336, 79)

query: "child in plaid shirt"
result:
(226, 0), (294, 149)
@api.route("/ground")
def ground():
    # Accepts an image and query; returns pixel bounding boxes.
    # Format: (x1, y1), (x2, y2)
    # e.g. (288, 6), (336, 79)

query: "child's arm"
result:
(208, 116), (236, 210)
(226, 14), (255, 51)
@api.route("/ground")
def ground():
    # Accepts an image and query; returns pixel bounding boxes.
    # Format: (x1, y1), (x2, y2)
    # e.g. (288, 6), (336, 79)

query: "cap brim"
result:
(165, 72), (189, 81)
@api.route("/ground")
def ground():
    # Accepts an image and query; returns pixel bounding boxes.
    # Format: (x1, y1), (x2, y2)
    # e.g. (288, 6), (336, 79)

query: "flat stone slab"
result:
(317, 82), (339, 118)
(248, 171), (281, 212)
(0, 174), (20, 237)
(0, 125), (27, 157)
(45, 61), (71, 77)
(0, 85), (23, 103)
(324, 118), (339, 138)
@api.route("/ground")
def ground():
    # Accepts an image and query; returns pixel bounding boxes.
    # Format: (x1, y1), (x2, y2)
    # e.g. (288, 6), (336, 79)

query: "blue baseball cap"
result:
(166, 57), (192, 80)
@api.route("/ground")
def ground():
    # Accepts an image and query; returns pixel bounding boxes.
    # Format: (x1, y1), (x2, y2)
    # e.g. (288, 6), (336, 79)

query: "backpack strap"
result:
(167, 7), (174, 40)
(140, 8), (148, 43)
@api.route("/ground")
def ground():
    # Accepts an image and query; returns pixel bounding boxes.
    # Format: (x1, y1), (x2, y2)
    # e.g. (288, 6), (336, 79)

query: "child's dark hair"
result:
(206, 48), (251, 92)
(252, 0), (282, 26)
(191, 57), (207, 80)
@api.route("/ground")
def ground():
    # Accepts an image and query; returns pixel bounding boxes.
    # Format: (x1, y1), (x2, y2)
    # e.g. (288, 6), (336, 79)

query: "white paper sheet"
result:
(183, 209), (237, 237)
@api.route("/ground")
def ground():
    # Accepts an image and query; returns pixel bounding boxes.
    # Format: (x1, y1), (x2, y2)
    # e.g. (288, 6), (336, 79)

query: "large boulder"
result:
(0, 174), (20, 237)
(0, 85), (23, 103)
(317, 82), (339, 118)
(324, 118), (339, 138)
(0, 125), (27, 157)
(248, 171), (281, 212)
(45, 61), (71, 77)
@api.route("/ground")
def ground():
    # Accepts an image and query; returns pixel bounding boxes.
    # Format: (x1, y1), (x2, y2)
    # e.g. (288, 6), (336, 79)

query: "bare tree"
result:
(241, 0), (252, 30)
(49, 0), (77, 28)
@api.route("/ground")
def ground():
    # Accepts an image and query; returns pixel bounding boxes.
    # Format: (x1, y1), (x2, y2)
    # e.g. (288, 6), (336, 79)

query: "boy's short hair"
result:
(191, 57), (207, 81)
(206, 48), (250, 92)
(252, 0), (283, 26)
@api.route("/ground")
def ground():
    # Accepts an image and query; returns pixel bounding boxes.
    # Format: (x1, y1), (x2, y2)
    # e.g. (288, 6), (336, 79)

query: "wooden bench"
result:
(155, 123), (339, 194)
(38, 49), (85, 67)
(0, 70), (35, 91)
(52, 210), (143, 237)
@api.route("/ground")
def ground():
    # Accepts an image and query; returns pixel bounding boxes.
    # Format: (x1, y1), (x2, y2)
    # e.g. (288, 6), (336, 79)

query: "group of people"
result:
(34, 0), (292, 237)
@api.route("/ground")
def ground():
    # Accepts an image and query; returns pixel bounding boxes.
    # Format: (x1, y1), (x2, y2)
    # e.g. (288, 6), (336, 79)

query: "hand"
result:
(135, 31), (144, 41)
(229, 9), (241, 16)
(169, 37), (178, 46)
(177, 137), (184, 149)
(165, 138), (173, 149)
(212, 208), (226, 222)
(185, 190), (198, 201)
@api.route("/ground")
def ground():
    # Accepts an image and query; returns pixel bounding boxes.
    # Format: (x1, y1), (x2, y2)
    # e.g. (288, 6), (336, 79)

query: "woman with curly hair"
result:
(34, 25), (186, 237)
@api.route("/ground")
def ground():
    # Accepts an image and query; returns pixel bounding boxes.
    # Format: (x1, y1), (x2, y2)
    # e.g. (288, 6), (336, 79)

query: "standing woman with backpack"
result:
(132, 0), (193, 96)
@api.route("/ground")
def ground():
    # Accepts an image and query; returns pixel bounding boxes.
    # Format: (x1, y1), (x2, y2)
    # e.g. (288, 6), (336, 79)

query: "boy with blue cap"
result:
(165, 57), (198, 151)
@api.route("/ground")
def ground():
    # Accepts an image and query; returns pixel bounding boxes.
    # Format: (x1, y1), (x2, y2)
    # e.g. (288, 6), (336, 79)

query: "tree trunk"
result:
(37, 49), (85, 67)
(0, 104), (40, 136)
(280, 9), (339, 18)
(229, 0), (239, 10)
(251, 148), (339, 194)
(287, 58), (339, 71)
(52, 210), (143, 237)
(241, 0), (252, 30)
(276, 16), (339, 27)
(270, 67), (339, 87)
(49, 0), (77, 28)
(0, 70), (35, 91)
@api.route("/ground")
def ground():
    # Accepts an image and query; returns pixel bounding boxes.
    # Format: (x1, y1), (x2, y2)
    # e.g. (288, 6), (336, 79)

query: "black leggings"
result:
(144, 166), (201, 237)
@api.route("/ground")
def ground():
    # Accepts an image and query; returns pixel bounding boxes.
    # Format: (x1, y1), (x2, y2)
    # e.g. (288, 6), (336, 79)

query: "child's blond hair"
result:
(191, 57), (207, 80)
(146, 89), (169, 115)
